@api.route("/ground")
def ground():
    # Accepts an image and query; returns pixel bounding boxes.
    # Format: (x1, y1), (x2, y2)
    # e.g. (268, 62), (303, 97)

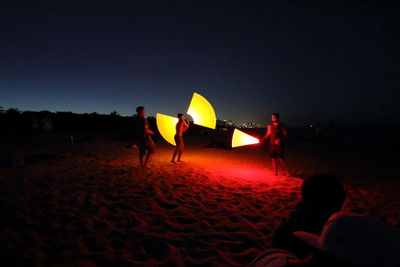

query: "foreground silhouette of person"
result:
(249, 212), (400, 267)
(171, 113), (189, 163)
(262, 113), (289, 175)
(135, 106), (156, 168)
(272, 174), (346, 259)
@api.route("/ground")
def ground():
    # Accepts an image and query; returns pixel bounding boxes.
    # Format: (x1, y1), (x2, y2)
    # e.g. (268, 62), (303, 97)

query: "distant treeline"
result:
(0, 108), (156, 134)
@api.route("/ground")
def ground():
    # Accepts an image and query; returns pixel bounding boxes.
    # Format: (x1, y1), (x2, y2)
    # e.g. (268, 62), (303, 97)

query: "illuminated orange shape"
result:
(232, 129), (260, 148)
(156, 113), (179, 146)
(187, 92), (216, 129)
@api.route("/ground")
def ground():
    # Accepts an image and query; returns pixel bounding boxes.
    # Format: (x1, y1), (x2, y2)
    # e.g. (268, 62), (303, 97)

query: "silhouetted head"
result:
(136, 106), (145, 117)
(301, 174), (345, 211)
(177, 113), (184, 121)
(271, 113), (280, 123)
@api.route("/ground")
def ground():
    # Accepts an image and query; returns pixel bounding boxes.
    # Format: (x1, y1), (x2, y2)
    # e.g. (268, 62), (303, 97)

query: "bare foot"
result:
(141, 164), (149, 170)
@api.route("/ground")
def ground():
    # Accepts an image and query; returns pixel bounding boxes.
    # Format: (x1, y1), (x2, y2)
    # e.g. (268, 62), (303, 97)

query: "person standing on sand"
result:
(262, 113), (290, 176)
(135, 106), (156, 168)
(171, 113), (189, 163)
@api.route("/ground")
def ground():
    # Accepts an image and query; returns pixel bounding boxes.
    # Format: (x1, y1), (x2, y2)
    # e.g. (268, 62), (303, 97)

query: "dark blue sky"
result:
(1, 1), (399, 126)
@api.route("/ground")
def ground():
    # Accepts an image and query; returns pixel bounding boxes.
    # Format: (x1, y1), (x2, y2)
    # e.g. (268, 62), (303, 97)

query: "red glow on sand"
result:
(186, 153), (277, 182)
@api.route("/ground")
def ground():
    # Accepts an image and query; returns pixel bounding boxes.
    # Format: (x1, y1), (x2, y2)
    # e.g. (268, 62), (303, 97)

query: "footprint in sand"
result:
(176, 217), (197, 225)
(92, 220), (108, 230)
(228, 215), (240, 223)
(115, 219), (140, 228)
(157, 200), (178, 210)
(84, 237), (106, 253)
(141, 237), (169, 260)
(111, 240), (129, 250)
(103, 194), (123, 201)
(173, 183), (186, 189)
(242, 215), (263, 224)
(104, 215), (120, 222)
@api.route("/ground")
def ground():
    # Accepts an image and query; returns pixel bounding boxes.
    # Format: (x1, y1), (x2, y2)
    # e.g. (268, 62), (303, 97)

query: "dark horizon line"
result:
(2, 106), (400, 128)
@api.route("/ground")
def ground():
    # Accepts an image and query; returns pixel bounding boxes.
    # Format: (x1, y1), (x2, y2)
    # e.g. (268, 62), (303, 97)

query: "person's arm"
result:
(183, 120), (189, 132)
(144, 121), (154, 135)
(282, 124), (288, 139)
(262, 125), (271, 140)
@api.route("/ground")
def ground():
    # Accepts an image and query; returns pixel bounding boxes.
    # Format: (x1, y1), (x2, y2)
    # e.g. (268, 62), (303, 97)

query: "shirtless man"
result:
(262, 113), (290, 176)
(135, 106), (156, 168)
(171, 113), (189, 163)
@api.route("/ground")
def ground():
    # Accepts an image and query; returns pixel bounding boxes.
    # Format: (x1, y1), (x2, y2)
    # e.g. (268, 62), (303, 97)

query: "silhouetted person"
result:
(272, 174), (346, 259)
(249, 212), (400, 267)
(171, 114), (189, 163)
(313, 122), (322, 141)
(262, 113), (289, 176)
(135, 106), (156, 168)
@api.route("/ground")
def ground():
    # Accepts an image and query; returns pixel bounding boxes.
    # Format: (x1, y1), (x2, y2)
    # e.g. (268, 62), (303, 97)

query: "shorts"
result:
(174, 135), (184, 148)
(137, 136), (156, 154)
(269, 144), (284, 159)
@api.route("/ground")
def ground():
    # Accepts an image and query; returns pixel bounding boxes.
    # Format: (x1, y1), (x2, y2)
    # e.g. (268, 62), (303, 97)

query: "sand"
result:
(1, 134), (399, 266)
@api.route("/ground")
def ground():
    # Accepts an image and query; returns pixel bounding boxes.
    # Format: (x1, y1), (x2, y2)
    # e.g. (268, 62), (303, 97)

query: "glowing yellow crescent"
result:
(187, 92), (216, 129)
(232, 129), (260, 148)
(156, 113), (178, 146)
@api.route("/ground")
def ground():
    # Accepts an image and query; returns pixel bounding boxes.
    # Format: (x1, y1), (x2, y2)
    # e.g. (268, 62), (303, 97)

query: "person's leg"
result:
(177, 149), (182, 161)
(272, 158), (278, 175)
(172, 135), (179, 163)
(139, 150), (146, 168)
(137, 140), (147, 168)
(279, 158), (290, 176)
(143, 151), (153, 168)
(171, 149), (178, 163)
(177, 142), (184, 162)
(143, 138), (156, 168)
(278, 145), (290, 176)
(269, 144), (278, 175)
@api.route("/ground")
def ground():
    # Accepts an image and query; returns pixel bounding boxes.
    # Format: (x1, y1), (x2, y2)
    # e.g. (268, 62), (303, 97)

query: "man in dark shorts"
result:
(262, 113), (290, 176)
(171, 113), (189, 163)
(135, 106), (156, 168)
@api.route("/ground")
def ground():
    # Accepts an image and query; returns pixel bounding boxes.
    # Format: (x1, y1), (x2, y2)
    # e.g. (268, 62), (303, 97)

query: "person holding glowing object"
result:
(262, 113), (290, 176)
(171, 113), (190, 163)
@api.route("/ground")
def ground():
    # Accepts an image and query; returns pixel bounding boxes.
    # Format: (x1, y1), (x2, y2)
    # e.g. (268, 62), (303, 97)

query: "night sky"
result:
(1, 1), (399, 126)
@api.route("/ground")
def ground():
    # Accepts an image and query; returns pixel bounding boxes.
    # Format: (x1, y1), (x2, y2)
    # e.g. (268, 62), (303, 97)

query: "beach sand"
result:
(1, 135), (399, 266)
